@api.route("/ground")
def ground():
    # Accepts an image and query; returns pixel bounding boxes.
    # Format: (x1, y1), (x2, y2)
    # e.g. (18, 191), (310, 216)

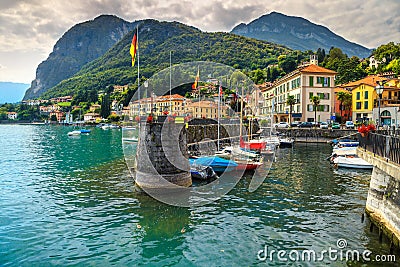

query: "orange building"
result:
(333, 87), (352, 122)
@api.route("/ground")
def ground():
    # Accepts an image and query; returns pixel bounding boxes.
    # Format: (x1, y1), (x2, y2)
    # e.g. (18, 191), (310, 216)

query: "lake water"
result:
(0, 125), (396, 266)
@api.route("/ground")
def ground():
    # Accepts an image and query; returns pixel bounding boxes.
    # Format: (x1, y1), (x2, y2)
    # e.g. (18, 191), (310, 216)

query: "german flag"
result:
(130, 33), (138, 67)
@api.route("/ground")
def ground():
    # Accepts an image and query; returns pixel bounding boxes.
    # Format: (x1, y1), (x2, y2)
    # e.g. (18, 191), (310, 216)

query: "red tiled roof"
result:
(158, 94), (184, 100)
(340, 75), (386, 88)
(300, 64), (337, 74)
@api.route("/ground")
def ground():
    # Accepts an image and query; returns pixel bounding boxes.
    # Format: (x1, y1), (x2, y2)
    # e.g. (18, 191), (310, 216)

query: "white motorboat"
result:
(279, 137), (294, 148)
(67, 130), (81, 136)
(262, 136), (281, 146)
(332, 156), (373, 169)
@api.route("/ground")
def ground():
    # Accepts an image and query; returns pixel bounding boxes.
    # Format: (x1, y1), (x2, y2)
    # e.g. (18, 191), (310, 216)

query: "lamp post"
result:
(375, 80), (385, 128)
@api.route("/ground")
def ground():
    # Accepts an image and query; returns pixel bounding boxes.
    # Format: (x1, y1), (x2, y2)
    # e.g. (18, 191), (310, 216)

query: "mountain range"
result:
(231, 12), (371, 59)
(23, 15), (136, 100)
(40, 19), (293, 99)
(23, 12), (373, 100)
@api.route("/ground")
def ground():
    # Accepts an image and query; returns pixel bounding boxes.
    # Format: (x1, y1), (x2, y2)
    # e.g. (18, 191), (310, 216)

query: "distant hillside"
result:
(23, 15), (137, 100)
(41, 19), (295, 99)
(0, 82), (29, 103)
(231, 12), (372, 59)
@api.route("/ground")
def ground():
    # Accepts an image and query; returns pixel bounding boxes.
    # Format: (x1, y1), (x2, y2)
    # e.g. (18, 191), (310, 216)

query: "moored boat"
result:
(234, 158), (263, 171)
(279, 137), (294, 148)
(189, 156), (238, 173)
(332, 156), (373, 169)
(67, 130), (81, 136)
(240, 136), (267, 151)
(190, 165), (218, 180)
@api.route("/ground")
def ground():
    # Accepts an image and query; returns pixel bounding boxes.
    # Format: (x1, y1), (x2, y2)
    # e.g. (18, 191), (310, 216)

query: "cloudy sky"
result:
(0, 0), (399, 84)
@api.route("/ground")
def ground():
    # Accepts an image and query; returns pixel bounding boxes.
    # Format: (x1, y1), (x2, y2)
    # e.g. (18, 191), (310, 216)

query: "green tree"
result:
(100, 94), (111, 119)
(270, 67), (280, 81)
(286, 95), (296, 124)
(252, 69), (265, 84)
(374, 42), (400, 62)
(316, 48), (326, 62)
(108, 114), (120, 122)
(385, 59), (400, 75)
(343, 94), (352, 121)
(50, 114), (57, 122)
(336, 91), (352, 120)
(279, 58), (297, 74)
(310, 95), (320, 126)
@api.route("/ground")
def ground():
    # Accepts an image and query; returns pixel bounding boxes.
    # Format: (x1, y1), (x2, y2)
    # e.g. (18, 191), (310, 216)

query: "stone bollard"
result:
(135, 121), (192, 190)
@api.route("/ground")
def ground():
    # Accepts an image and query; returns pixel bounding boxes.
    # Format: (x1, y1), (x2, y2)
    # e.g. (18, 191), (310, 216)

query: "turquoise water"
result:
(0, 125), (396, 266)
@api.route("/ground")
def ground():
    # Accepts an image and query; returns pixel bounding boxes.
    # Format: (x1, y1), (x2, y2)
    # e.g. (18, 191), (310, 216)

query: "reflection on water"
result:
(0, 125), (396, 266)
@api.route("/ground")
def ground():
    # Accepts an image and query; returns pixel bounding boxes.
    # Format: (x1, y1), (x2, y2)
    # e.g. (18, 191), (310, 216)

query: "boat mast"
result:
(217, 81), (221, 151)
(240, 85), (244, 138)
(197, 66), (200, 118)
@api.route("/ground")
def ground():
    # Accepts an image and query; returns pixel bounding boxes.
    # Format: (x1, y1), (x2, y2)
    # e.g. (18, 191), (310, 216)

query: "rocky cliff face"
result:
(232, 12), (371, 59)
(23, 15), (136, 100)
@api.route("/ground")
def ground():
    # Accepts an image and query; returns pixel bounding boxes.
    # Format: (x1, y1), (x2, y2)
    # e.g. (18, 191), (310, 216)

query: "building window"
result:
(356, 92), (361, 100)
(307, 104), (314, 112)
(364, 101), (368, 109)
(309, 92), (313, 99)
(356, 102), (361, 109)
(317, 105), (329, 112)
(323, 77), (330, 87)
(364, 91), (368, 99)
(309, 76), (314, 87)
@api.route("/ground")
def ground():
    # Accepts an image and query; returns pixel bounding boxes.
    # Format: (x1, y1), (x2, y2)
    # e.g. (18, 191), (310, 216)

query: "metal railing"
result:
(359, 132), (400, 166)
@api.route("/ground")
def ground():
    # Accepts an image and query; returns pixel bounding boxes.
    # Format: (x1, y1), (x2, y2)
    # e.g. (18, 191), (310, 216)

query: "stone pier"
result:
(135, 121), (192, 189)
(357, 147), (400, 248)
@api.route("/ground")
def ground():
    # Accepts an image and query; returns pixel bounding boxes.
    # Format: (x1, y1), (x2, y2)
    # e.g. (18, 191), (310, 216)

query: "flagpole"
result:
(169, 51), (172, 114)
(137, 26), (140, 121)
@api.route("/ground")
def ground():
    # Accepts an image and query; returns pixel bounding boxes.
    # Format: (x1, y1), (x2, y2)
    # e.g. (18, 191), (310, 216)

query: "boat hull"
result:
(333, 156), (373, 169)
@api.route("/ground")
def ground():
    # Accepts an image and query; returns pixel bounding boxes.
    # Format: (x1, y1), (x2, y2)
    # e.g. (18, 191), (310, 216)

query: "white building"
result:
(260, 57), (337, 123)
(7, 112), (18, 120)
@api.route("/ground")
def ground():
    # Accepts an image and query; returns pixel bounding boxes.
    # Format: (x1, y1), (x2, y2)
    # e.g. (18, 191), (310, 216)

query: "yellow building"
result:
(155, 94), (185, 116)
(185, 100), (227, 119)
(129, 94), (186, 117)
(344, 75), (386, 122)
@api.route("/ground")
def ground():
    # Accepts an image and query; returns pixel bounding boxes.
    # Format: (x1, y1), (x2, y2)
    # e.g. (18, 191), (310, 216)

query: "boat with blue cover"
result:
(189, 156), (238, 173)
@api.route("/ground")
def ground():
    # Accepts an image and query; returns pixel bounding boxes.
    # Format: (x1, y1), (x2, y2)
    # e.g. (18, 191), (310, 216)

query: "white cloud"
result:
(0, 0), (399, 82)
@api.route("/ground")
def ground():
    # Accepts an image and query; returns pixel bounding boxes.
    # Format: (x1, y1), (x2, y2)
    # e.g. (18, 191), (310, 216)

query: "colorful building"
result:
(343, 75), (386, 122)
(185, 100), (227, 119)
(260, 56), (337, 123)
(49, 111), (64, 122)
(129, 94), (187, 117)
(333, 87), (352, 122)
(372, 78), (400, 126)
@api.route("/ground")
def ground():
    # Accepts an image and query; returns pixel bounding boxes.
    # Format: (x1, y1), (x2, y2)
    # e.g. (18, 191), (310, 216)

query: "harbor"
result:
(0, 3), (399, 265)
(0, 124), (396, 266)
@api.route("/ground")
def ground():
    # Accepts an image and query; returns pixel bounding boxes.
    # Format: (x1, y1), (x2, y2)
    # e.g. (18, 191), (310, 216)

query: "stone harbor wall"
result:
(275, 128), (358, 142)
(358, 148), (400, 249)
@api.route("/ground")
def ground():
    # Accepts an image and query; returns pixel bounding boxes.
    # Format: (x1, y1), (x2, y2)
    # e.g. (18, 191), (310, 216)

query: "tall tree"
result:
(286, 95), (296, 124)
(342, 93), (352, 121)
(310, 95), (320, 127)
(100, 93), (110, 119)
